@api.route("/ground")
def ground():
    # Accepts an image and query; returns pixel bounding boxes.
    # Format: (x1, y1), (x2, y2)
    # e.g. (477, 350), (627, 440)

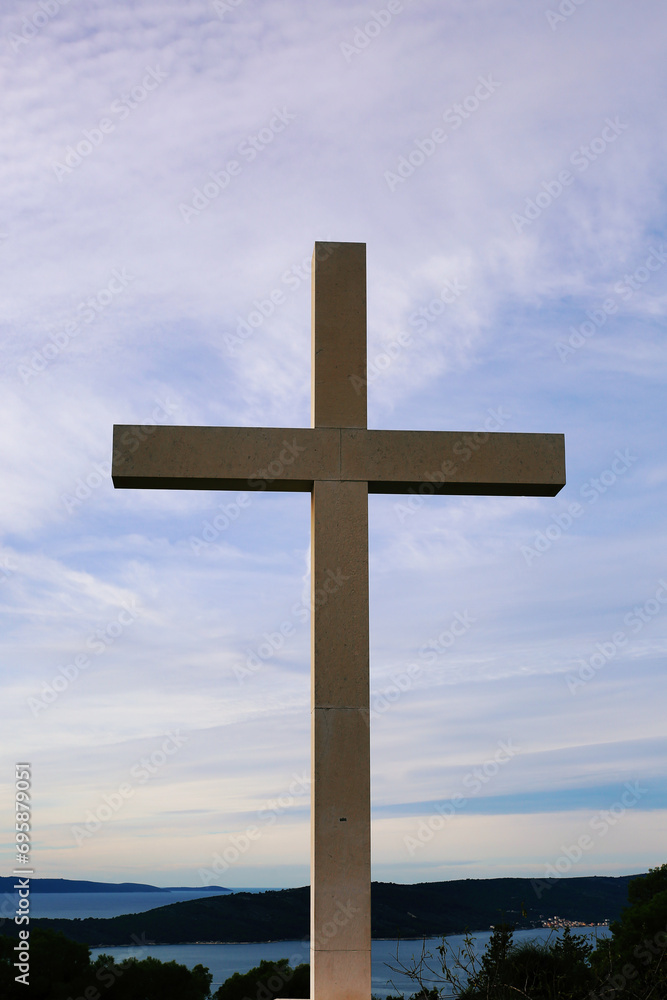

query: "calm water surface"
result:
(1, 888), (265, 920)
(1, 890), (610, 996)
(90, 928), (610, 996)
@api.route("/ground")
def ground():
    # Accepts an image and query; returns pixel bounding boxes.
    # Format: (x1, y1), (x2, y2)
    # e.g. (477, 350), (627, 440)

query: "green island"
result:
(1, 866), (666, 999)
(0, 875), (638, 946)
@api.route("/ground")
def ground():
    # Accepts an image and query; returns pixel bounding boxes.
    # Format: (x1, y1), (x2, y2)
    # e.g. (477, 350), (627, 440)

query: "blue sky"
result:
(1, 0), (666, 890)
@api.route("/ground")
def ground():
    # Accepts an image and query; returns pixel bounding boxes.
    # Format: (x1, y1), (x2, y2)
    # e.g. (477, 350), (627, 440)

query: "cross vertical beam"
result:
(111, 240), (566, 1000)
(310, 243), (370, 1000)
(311, 480), (370, 1000)
(311, 241), (367, 429)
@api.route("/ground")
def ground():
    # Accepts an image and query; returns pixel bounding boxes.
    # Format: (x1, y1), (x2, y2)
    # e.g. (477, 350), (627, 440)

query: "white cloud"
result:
(1, 0), (666, 886)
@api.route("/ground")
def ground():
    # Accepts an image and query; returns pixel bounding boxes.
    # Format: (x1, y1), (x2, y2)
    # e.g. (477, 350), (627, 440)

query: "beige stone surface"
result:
(312, 242), (367, 430)
(111, 425), (339, 491)
(311, 480), (369, 708)
(112, 241), (565, 999)
(341, 429), (566, 495)
(113, 425), (565, 497)
(311, 479), (370, 996)
(311, 708), (370, 952)
(310, 949), (372, 1000)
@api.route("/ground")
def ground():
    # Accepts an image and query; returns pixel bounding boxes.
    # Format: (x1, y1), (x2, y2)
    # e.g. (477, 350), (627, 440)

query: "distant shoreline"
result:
(88, 925), (612, 949)
(0, 877), (633, 948)
(0, 877), (231, 894)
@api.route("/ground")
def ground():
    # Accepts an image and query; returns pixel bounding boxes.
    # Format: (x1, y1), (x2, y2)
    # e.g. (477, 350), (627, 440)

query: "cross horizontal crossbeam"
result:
(112, 425), (565, 496)
(112, 241), (565, 1000)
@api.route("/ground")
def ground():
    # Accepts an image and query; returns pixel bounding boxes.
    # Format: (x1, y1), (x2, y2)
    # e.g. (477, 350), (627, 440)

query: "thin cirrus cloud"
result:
(0, 0), (666, 887)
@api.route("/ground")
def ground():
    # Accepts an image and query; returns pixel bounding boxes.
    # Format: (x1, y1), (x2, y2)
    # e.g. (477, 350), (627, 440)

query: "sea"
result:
(85, 929), (610, 995)
(2, 889), (611, 997)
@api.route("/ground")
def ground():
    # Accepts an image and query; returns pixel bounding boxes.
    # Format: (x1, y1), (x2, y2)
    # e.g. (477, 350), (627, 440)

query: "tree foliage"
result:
(449, 923), (594, 999)
(212, 957), (309, 1000)
(91, 953), (212, 999)
(0, 929), (92, 999)
(388, 867), (667, 999)
(2, 866), (666, 999)
(390, 922), (596, 999)
(0, 928), (211, 1000)
(591, 863), (667, 998)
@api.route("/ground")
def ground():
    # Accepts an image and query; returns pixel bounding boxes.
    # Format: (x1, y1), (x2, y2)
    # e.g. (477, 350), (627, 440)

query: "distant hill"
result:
(0, 875), (641, 946)
(0, 877), (229, 894)
(166, 885), (231, 892)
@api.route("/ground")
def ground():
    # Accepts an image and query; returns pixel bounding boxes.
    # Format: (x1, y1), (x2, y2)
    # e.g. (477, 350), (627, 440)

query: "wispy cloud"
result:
(1, 0), (666, 886)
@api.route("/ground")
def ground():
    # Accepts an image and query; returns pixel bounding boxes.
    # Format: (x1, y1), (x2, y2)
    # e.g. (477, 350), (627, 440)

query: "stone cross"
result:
(112, 242), (565, 1000)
